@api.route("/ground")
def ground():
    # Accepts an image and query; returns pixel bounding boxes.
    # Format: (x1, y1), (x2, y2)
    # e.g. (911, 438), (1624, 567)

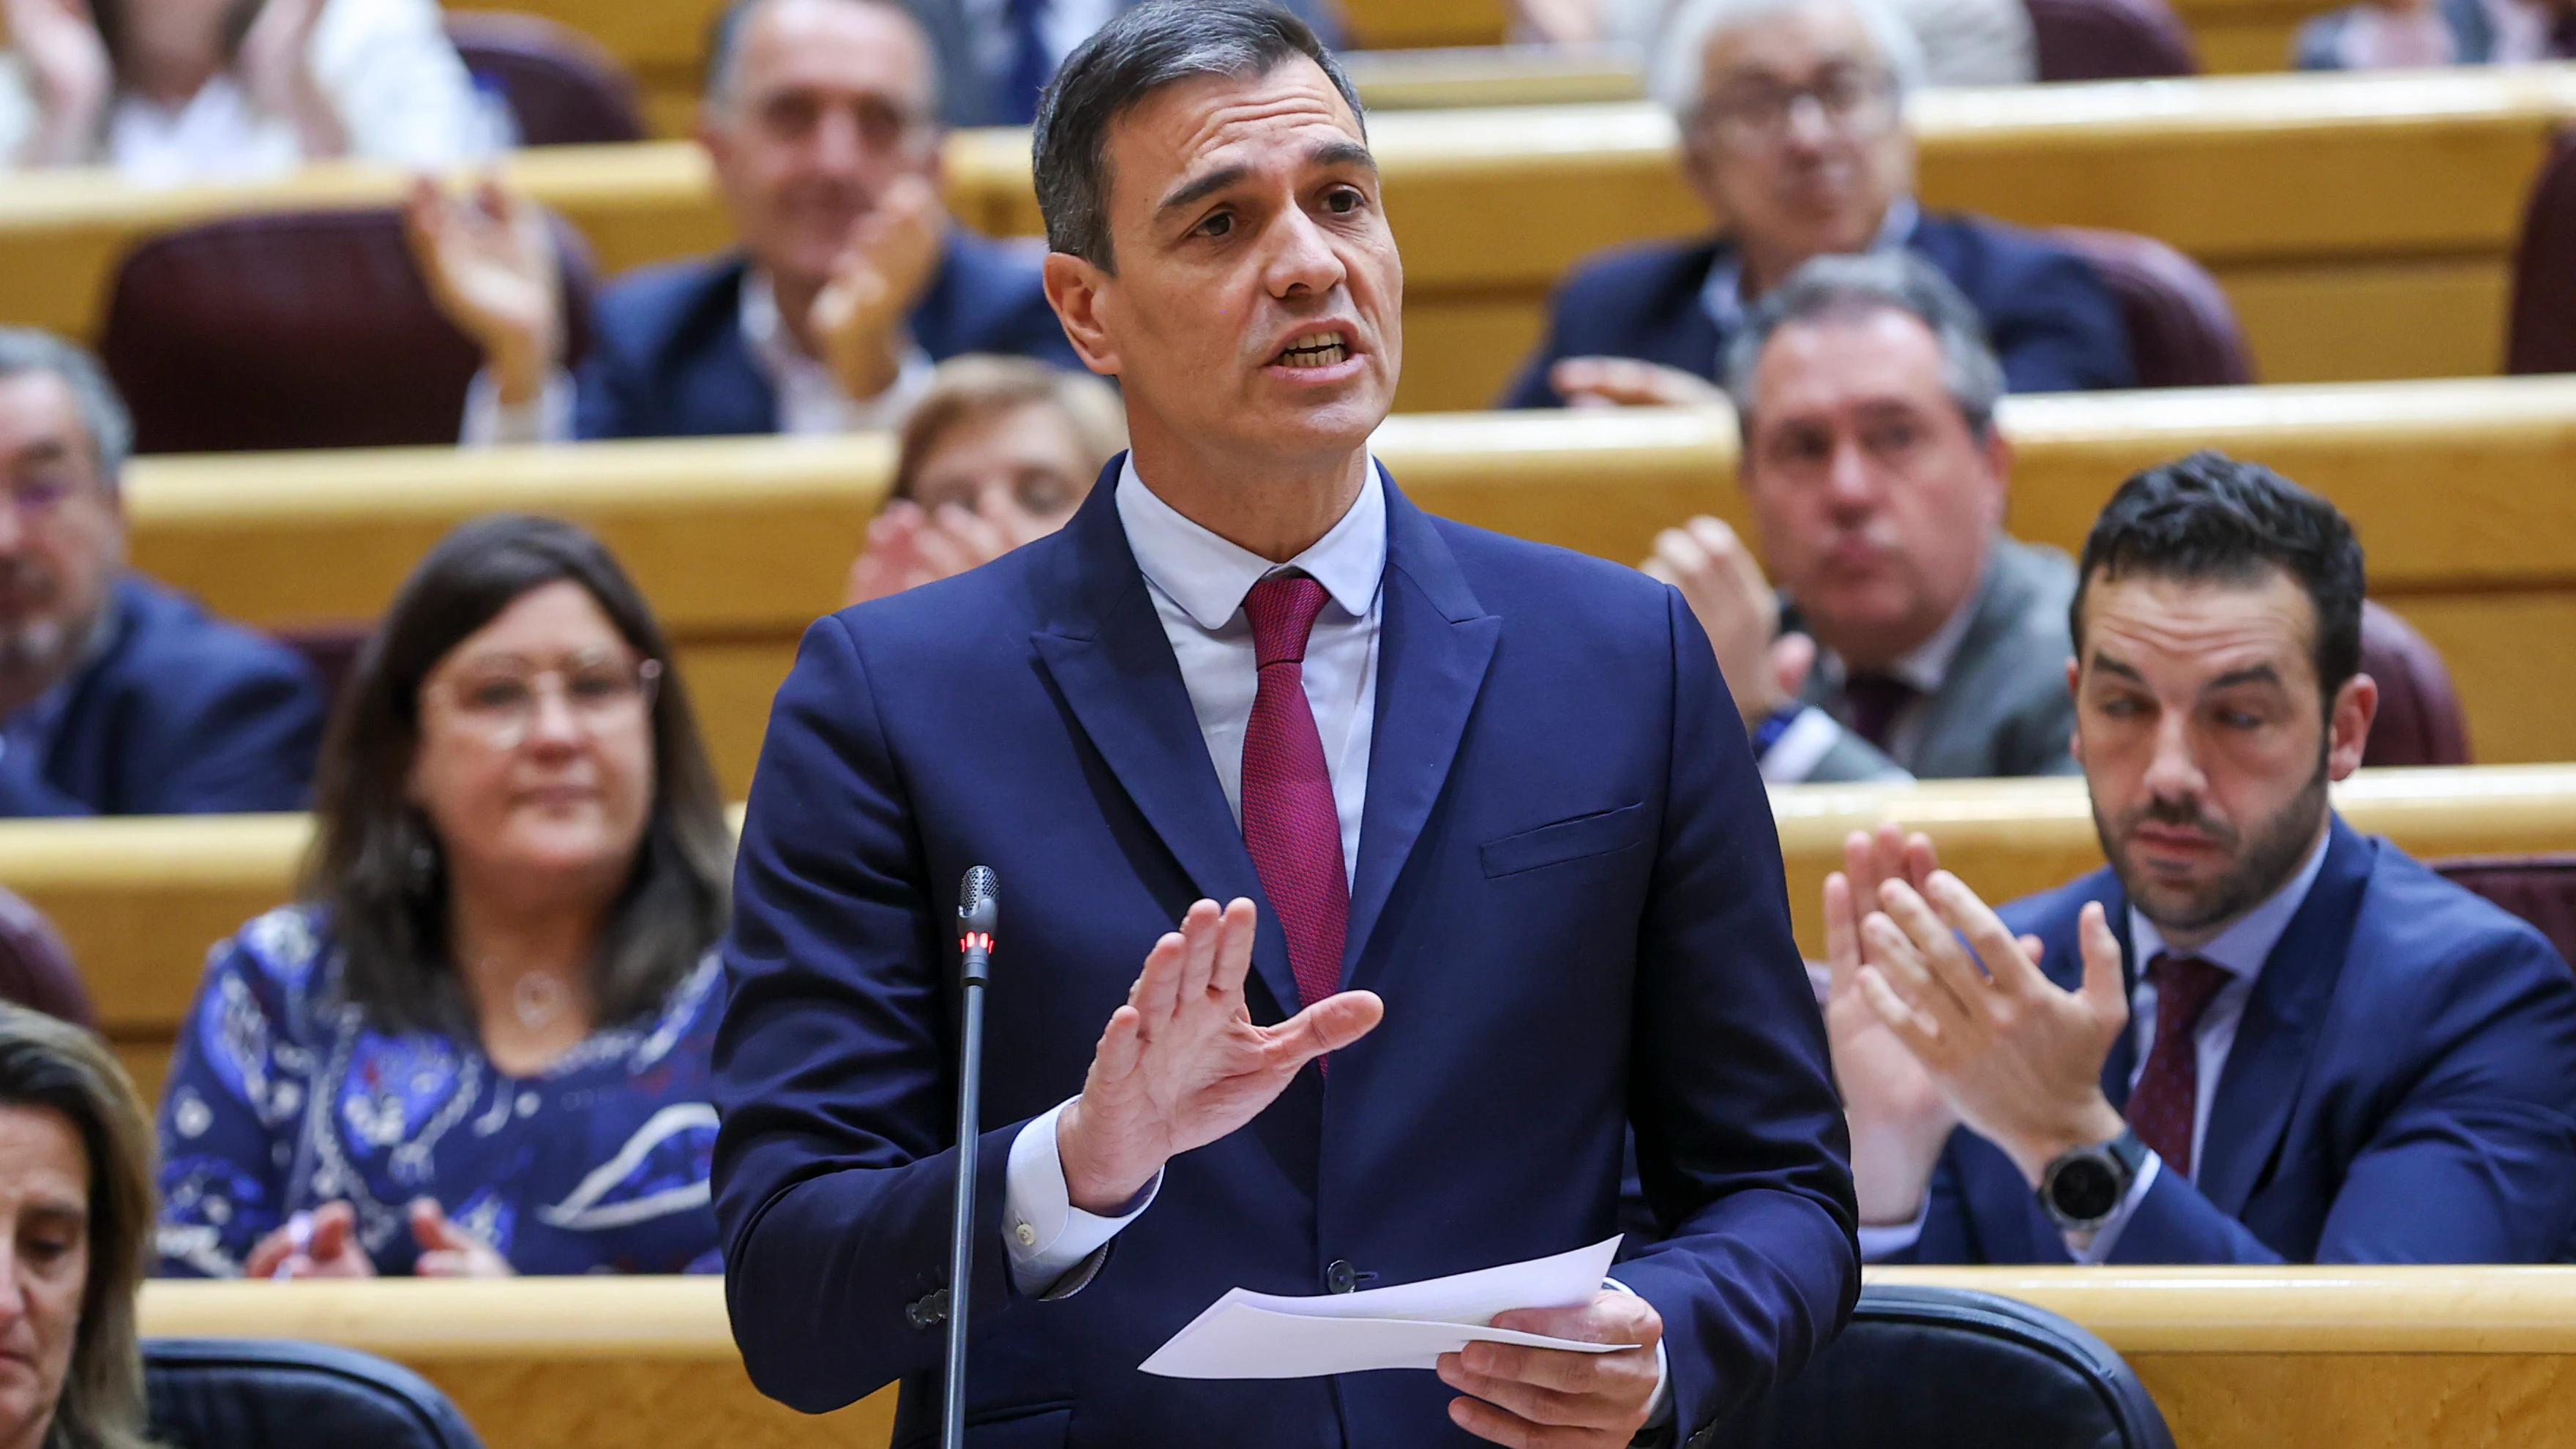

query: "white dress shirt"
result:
(1857, 826), (2332, 1262)
(1758, 574), (1978, 785)
(460, 269), (932, 445)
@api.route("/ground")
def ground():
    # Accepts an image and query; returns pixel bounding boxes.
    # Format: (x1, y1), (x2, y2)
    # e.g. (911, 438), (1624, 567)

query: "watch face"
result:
(2049, 1156), (2122, 1222)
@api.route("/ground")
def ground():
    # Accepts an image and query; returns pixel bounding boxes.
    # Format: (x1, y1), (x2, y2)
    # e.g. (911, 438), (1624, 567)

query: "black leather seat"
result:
(146, 1338), (483, 1449)
(1699, 1284), (2174, 1449)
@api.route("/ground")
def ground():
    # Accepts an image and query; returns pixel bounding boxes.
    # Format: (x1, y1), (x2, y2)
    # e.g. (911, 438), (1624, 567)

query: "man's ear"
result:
(2326, 672), (2379, 782)
(2064, 656), (2086, 766)
(1979, 425), (2014, 529)
(1043, 252), (1122, 378)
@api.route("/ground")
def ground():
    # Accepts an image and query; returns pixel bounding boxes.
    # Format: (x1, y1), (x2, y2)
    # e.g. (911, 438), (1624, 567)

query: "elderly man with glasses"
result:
(1502, 0), (2133, 409)
(0, 330), (323, 817)
(407, 0), (1081, 444)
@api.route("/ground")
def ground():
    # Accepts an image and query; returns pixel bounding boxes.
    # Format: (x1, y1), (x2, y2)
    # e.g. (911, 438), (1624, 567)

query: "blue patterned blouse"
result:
(154, 906), (725, 1277)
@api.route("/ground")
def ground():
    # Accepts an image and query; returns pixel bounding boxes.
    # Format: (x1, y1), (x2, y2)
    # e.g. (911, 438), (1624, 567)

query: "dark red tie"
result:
(1841, 672), (1917, 751)
(2124, 953), (2235, 1180)
(1240, 572), (1349, 1012)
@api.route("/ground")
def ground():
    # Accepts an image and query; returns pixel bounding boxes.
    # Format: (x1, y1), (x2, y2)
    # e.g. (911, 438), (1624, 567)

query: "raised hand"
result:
(1857, 876), (2130, 1186)
(236, 0), (343, 157)
(1641, 514), (1809, 727)
(1439, 1289), (1665, 1448)
(1549, 356), (1729, 410)
(4, 0), (110, 166)
(409, 1198), (514, 1277)
(844, 500), (1023, 606)
(243, 1201), (375, 1279)
(1823, 825), (1957, 1224)
(403, 176), (565, 407)
(811, 174), (946, 402)
(1055, 899), (1383, 1214)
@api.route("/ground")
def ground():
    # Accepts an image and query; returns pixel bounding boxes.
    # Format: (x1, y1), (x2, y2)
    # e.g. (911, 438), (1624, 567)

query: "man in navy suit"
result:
(713, 4), (1858, 1446)
(1501, 0), (2132, 410)
(409, 0), (1080, 444)
(0, 332), (322, 817)
(1821, 452), (2576, 1265)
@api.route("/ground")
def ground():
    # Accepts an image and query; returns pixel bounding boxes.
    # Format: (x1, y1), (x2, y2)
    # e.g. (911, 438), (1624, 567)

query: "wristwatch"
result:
(2037, 1127), (2149, 1232)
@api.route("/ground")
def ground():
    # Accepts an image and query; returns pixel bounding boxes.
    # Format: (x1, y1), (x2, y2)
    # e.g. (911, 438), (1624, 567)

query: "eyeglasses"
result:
(427, 655), (662, 750)
(1695, 67), (1900, 150)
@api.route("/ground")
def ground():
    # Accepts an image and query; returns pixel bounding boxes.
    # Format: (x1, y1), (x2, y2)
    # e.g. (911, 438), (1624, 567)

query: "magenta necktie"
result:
(1240, 572), (1349, 1013)
(2125, 953), (2234, 1180)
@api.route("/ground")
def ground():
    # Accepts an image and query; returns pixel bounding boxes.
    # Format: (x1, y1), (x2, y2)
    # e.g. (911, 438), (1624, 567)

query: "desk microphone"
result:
(942, 866), (998, 1449)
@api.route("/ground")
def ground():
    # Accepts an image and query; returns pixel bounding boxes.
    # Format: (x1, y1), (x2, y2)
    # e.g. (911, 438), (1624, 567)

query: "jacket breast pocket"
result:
(1480, 804), (1648, 879)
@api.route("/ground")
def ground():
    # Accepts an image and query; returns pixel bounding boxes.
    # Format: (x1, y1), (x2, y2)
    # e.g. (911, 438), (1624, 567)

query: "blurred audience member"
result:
(1502, 0), (2129, 408)
(0, 1006), (156, 1449)
(907, 0), (1341, 127)
(408, 0), (1077, 446)
(2294, 0), (2576, 67)
(156, 514), (733, 1278)
(1650, 253), (2076, 784)
(0, 329), (322, 817)
(1827, 454), (2576, 1265)
(0, 0), (487, 181)
(845, 354), (1122, 604)
(1510, 0), (2034, 86)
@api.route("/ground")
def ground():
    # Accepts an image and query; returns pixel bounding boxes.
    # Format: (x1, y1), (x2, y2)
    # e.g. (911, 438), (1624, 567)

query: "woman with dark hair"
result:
(0, 1004), (157, 1449)
(154, 514), (733, 1278)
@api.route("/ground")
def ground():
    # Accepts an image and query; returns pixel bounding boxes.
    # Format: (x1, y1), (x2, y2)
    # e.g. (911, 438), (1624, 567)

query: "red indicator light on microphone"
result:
(961, 932), (992, 953)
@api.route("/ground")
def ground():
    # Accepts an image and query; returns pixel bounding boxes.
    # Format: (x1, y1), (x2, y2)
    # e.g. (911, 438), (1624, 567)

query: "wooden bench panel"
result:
(16, 768), (2572, 1082)
(127, 1268), (2576, 1449)
(119, 378), (2576, 785)
(9, 70), (2575, 407)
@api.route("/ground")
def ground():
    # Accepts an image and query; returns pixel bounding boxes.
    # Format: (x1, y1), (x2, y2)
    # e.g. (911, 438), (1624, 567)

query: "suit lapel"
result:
(2195, 818), (2373, 1215)
(2099, 898), (2143, 1112)
(1344, 476), (1499, 984)
(1027, 468), (1302, 1018)
(1903, 543), (2027, 775)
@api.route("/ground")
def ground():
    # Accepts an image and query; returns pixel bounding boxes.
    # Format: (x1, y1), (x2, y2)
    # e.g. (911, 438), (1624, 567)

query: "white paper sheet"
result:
(1140, 1236), (1638, 1379)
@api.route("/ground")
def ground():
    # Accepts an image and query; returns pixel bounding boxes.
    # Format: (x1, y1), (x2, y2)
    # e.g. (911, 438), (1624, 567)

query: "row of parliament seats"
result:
(6, 68), (2575, 418)
(110, 378), (2576, 795)
(20, 763), (2573, 1109)
(124, 1265), (2576, 1449)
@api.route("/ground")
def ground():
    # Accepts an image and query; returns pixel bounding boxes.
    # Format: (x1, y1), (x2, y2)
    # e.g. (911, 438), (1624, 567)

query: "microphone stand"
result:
(943, 867), (998, 1449)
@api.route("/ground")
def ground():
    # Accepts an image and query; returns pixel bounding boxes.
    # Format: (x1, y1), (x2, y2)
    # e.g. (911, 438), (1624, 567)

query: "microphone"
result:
(941, 866), (998, 1449)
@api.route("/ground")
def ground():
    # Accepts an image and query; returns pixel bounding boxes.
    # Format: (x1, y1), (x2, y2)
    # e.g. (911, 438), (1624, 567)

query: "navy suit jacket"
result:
(1499, 214), (2135, 408)
(572, 231), (1081, 441)
(714, 465), (1858, 1448)
(0, 574), (323, 818)
(1912, 817), (2576, 1265)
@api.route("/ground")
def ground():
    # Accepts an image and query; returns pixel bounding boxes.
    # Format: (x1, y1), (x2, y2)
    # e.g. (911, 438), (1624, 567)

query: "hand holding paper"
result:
(1142, 1237), (1664, 1446)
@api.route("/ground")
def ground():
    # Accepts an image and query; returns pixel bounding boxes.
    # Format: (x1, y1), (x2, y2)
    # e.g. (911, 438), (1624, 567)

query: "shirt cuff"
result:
(460, 366), (574, 446)
(1856, 1199), (1931, 1262)
(1598, 1275), (1671, 1429)
(1755, 706), (1841, 785)
(1002, 1099), (1160, 1296)
(2066, 1150), (2161, 1265)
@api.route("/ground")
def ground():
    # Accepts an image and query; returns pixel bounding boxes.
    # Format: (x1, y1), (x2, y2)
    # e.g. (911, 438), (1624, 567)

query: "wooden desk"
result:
(2173, 0), (2344, 72)
(22, 765), (2574, 1108)
(7, 70), (2572, 407)
(130, 1264), (2576, 1449)
(117, 375), (2576, 792)
(140, 1276), (899, 1449)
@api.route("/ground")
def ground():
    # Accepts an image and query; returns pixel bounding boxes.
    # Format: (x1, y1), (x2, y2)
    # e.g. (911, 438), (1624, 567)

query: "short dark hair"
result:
(1723, 250), (2004, 445)
(2073, 451), (2366, 711)
(305, 514), (732, 1036)
(703, 0), (937, 112)
(1033, 0), (1363, 269)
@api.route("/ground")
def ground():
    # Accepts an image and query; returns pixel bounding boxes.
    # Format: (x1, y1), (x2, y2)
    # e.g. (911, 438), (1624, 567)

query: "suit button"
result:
(1325, 1259), (1357, 1294)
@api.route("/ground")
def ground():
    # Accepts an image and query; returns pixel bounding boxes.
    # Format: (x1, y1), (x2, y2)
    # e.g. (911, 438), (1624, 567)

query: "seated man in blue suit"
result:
(714, 4), (1858, 1446)
(0, 332), (323, 817)
(1823, 451), (2576, 1265)
(1500, 0), (2133, 409)
(408, 0), (1081, 443)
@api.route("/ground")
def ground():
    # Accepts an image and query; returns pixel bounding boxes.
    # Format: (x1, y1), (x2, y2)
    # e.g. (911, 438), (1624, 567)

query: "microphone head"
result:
(957, 866), (999, 940)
